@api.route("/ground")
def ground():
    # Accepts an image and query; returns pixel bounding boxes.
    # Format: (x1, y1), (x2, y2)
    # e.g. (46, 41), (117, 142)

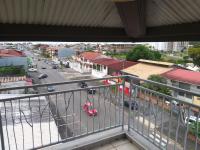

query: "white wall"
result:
(92, 64), (108, 78)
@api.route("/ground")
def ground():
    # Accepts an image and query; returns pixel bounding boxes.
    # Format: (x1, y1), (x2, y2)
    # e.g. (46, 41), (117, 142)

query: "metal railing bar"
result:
(48, 95), (52, 144)
(159, 96), (164, 148)
(132, 84), (200, 108)
(28, 97), (34, 148)
(18, 99), (25, 150)
(79, 90), (82, 134)
(10, 101), (18, 150)
(183, 106), (191, 150)
(38, 96), (43, 146)
(98, 87), (101, 131)
(0, 76), (127, 92)
(0, 111), (5, 150)
(195, 109), (200, 150)
(0, 84), (123, 102)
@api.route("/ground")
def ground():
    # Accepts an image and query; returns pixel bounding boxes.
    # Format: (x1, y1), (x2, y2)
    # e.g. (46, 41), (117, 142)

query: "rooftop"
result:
(108, 61), (138, 71)
(0, 49), (25, 57)
(122, 63), (173, 80)
(80, 52), (102, 61)
(138, 59), (174, 67)
(162, 68), (200, 85)
(92, 58), (120, 66)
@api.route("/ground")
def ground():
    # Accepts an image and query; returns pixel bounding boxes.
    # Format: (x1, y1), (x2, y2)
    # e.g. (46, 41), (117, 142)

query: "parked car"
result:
(87, 88), (96, 94)
(52, 65), (58, 69)
(185, 116), (200, 125)
(78, 81), (88, 88)
(28, 68), (37, 72)
(41, 66), (46, 69)
(82, 101), (97, 116)
(47, 86), (55, 92)
(38, 74), (48, 79)
(124, 100), (138, 110)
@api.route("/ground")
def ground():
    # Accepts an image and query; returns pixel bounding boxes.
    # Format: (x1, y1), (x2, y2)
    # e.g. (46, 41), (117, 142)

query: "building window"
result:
(171, 80), (178, 87)
(97, 64), (100, 71)
(179, 82), (190, 90)
(104, 66), (106, 70)
(197, 86), (200, 89)
(93, 64), (96, 69)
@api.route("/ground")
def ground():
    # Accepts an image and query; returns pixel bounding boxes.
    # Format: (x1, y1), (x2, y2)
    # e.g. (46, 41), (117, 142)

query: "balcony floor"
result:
(92, 138), (139, 150)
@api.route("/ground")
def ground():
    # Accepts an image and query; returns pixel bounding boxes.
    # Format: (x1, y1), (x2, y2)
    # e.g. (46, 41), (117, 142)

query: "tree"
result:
(188, 47), (200, 67)
(189, 121), (200, 138)
(143, 75), (171, 95)
(126, 45), (161, 61)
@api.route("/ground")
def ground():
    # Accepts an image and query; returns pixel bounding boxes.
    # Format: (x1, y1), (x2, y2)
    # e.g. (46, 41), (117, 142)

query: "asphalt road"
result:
(29, 60), (124, 139)
(27, 53), (198, 149)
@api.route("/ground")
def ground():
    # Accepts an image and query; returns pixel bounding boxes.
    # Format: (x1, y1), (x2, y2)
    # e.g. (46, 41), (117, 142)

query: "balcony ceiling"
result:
(0, 0), (200, 41)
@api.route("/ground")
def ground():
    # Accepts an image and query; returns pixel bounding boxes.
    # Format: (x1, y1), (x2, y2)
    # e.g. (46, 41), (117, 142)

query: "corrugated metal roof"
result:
(162, 68), (200, 85)
(0, 0), (123, 28)
(146, 0), (200, 27)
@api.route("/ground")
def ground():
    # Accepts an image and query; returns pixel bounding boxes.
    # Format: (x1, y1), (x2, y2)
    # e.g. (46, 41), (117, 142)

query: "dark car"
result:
(87, 88), (96, 94)
(78, 81), (88, 88)
(47, 86), (55, 92)
(124, 100), (138, 110)
(41, 66), (46, 69)
(52, 65), (58, 69)
(38, 74), (48, 79)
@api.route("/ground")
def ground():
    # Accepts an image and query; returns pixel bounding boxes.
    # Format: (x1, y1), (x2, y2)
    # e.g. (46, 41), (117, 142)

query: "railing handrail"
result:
(132, 84), (200, 108)
(0, 75), (126, 91)
(0, 75), (199, 97)
(0, 83), (122, 101)
(127, 75), (200, 97)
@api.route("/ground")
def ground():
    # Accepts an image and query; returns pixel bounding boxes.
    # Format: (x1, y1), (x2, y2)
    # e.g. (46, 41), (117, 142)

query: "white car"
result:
(28, 68), (37, 72)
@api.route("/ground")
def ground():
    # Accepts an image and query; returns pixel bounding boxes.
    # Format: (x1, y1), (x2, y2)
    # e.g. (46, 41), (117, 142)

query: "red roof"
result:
(92, 58), (120, 66)
(80, 52), (102, 61)
(162, 69), (200, 85)
(0, 49), (25, 57)
(108, 61), (138, 71)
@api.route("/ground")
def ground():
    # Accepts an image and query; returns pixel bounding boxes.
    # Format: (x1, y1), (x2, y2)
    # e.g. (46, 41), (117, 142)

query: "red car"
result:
(83, 101), (97, 116)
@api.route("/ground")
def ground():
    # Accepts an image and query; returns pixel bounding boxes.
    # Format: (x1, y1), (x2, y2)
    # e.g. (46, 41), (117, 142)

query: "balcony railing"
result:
(0, 76), (200, 150)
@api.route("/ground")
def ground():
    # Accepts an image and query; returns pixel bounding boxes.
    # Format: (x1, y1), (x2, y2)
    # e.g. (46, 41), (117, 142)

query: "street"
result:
(26, 52), (198, 149)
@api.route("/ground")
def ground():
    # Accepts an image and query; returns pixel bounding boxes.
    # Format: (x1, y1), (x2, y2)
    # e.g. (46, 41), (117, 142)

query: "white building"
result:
(147, 42), (189, 52)
(162, 69), (200, 106)
(70, 52), (102, 73)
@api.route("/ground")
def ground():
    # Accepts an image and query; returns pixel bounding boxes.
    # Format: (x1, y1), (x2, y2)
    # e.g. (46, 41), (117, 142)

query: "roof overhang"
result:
(0, 0), (200, 42)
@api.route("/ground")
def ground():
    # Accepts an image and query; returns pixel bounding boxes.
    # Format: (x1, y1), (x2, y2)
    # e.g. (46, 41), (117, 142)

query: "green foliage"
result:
(0, 66), (26, 76)
(143, 75), (171, 95)
(188, 47), (200, 67)
(152, 51), (162, 60)
(189, 121), (200, 138)
(126, 45), (161, 61)
(105, 52), (127, 59)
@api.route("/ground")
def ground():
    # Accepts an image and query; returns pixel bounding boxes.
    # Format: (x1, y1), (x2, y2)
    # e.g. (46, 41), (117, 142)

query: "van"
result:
(185, 116), (200, 125)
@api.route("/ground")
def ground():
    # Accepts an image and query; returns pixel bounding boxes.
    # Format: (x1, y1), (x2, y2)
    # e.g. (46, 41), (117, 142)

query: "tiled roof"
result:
(122, 63), (173, 80)
(0, 49), (25, 57)
(80, 52), (102, 61)
(162, 69), (200, 85)
(92, 58), (120, 66)
(108, 61), (138, 71)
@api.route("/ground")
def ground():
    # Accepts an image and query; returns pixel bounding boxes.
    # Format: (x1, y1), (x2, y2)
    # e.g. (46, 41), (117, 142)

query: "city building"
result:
(122, 59), (174, 80)
(70, 52), (102, 73)
(0, 49), (28, 69)
(162, 69), (200, 106)
(147, 42), (189, 52)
